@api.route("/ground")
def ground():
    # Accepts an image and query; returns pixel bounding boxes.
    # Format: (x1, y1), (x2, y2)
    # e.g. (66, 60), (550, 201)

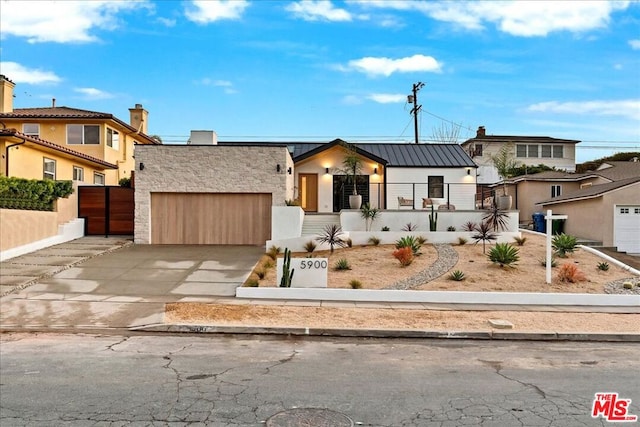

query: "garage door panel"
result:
(151, 193), (271, 245)
(615, 206), (640, 253)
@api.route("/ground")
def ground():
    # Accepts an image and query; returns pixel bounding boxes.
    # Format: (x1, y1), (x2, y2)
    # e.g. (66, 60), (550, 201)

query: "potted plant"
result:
(340, 142), (364, 209)
(491, 143), (519, 210)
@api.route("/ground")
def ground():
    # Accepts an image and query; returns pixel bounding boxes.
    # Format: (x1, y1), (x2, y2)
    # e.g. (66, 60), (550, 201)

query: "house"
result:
(0, 75), (159, 185)
(461, 126), (581, 186)
(252, 138), (478, 212)
(537, 176), (640, 253)
(500, 159), (640, 226)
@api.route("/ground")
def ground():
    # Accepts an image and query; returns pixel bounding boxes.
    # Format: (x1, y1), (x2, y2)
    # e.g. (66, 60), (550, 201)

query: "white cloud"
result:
(156, 17), (177, 27)
(0, 0), (147, 43)
(0, 62), (61, 84)
(185, 0), (249, 24)
(196, 78), (237, 94)
(629, 39), (640, 50)
(367, 93), (406, 103)
(344, 54), (442, 77)
(286, 0), (352, 22)
(74, 87), (115, 100)
(341, 95), (363, 105)
(351, 1), (630, 37)
(528, 100), (640, 121)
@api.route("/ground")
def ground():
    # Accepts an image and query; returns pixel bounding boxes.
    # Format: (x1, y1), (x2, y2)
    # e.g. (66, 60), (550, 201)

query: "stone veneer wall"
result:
(134, 145), (293, 244)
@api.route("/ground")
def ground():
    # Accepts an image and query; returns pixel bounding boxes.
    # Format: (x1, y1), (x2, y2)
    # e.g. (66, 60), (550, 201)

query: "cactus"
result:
(279, 248), (295, 287)
(429, 205), (438, 231)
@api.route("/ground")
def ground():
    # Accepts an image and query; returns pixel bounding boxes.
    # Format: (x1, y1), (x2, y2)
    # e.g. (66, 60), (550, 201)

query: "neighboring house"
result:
(0, 75), (159, 185)
(537, 176), (640, 253)
(500, 159), (640, 225)
(260, 138), (477, 212)
(461, 126), (580, 186)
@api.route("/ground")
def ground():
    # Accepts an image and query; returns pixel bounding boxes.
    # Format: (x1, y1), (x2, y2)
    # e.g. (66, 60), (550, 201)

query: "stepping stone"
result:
(488, 319), (514, 329)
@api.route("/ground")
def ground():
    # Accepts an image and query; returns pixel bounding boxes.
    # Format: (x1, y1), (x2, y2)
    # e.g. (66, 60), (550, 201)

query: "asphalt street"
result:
(1, 333), (639, 426)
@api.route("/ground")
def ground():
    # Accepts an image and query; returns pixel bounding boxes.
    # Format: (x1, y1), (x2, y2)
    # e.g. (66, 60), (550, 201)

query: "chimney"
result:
(188, 130), (218, 145)
(476, 126), (486, 138)
(129, 103), (148, 134)
(52, 98), (56, 108)
(0, 75), (15, 113)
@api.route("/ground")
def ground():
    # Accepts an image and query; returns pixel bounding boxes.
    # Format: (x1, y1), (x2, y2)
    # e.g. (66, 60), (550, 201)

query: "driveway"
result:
(0, 238), (263, 330)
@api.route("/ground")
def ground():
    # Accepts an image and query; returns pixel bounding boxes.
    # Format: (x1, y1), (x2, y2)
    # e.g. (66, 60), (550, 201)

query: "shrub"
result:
(471, 221), (498, 254)
(349, 279), (363, 289)
(447, 226), (456, 232)
(395, 235), (422, 256)
(416, 235), (427, 245)
(245, 279), (259, 287)
(345, 238), (353, 248)
(316, 224), (347, 254)
(540, 256), (558, 267)
(513, 236), (527, 246)
(402, 222), (418, 231)
(0, 176), (73, 211)
(552, 233), (577, 258)
(597, 261), (610, 271)
(303, 240), (317, 253)
(457, 237), (468, 245)
(482, 203), (510, 231)
(255, 269), (266, 279)
(381, 226), (390, 231)
(393, 247), (414, 267)
(368, 236), (381, 246)
(119, 177), (132, 188)
(262, 259), (274, 269)
(461, 221), (477, 232)
(488, 243), (520, 268)
(334, 258), (351, 270)
(448, 270), (466, 281)
(266, 246), (281, 260)
(285, 198), (300, 206)
(556, 264), (587, 283)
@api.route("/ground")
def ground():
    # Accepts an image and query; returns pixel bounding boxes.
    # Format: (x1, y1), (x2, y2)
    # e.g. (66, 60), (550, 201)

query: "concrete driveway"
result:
(0, 238), (263, 330)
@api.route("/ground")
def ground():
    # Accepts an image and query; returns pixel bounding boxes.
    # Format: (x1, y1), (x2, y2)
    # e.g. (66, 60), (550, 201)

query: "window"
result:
(73, 166), (84, 182)
(43, 158), (56, 180)
(551, 185), (562, 198)
(553, 145), (563, 158)
(541, 145), (552, 158)
(23, 123), (40, 138)
(635, 208), (640, 214)
(474, 144), (483, 157)
(527, 144), (539, 158)
(516, 144), (527, 158)
(107, 128), (119, 150)
(620, 208), (629, 214)
(428, 176), (444, 198)
(67, 124), (100, 145)
(93, 172), (105, 185)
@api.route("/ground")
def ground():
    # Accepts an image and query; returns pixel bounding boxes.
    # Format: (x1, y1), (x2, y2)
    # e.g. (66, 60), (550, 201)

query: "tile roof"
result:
(537, 176), (640, 205)
(0, 128), (118, 169)
(0, 107), (159, 145)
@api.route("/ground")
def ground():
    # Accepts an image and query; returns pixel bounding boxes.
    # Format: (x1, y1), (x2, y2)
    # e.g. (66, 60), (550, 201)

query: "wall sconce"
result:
(139, 162), (145, 171)
(287, 167), (292, 175)
(373, 167), (378, 175)
(325, 167), (330, 174)
(467, 168), (471, 175)
(276, 164), (281, 173)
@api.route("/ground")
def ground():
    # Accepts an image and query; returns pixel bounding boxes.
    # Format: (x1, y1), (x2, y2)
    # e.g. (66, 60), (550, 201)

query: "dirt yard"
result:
(166, 233), (639, 333)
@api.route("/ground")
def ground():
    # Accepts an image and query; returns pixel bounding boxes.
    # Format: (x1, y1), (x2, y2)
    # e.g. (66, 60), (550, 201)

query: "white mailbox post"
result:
(276, 258), (329, 288)
(545, 209), (568, 284)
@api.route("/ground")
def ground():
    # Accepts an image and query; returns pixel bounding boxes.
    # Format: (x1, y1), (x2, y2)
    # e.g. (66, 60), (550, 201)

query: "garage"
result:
(151, 193), (272, 245)
(614, 205), (640, 253)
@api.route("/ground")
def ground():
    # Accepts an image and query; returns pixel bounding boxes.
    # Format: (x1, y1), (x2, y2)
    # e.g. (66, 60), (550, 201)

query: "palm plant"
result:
(360, 203), (380, 231)
(339, 142), (363, 196)
(471, 221), (498, 254)
(482, 201), (510, 231)
(491, 143), (519, 197)
(316, 224), (347, 254)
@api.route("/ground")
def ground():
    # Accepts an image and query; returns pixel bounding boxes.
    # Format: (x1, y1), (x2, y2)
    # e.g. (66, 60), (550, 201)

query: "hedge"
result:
(0, 176), (74, 211)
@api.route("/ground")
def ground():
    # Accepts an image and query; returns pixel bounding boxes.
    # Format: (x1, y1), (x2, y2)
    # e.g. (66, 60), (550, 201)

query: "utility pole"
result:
(407, 82), (425, 144)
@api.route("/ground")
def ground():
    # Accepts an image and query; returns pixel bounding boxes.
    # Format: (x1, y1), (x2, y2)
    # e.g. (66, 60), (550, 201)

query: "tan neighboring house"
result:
(461, 126), (580, 187)
(0, 75), (159, 185)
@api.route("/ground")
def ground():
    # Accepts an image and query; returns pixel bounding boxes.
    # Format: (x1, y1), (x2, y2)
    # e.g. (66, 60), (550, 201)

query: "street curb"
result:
(132, 324), (640, 342)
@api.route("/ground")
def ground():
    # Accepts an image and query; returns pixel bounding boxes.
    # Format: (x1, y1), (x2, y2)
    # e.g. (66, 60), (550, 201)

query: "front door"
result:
(298, 173), (318, 212)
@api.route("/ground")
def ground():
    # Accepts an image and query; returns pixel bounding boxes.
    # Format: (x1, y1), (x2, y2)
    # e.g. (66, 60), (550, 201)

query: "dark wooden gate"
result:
(78, 186), (134, 236)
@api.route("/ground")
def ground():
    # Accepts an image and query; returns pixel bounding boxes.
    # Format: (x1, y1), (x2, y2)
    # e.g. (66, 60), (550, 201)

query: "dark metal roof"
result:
(462, 134), (581, 145)
(0, 128), (119, 169)
(219, 139), (476, 167)
(537, 176), (640, 205)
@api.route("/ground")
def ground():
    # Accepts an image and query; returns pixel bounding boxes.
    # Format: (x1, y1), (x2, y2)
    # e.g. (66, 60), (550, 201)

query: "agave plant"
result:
(395, 235), (422, 256)
(552, 233), (577, 258)
(488, 243), (520, 268)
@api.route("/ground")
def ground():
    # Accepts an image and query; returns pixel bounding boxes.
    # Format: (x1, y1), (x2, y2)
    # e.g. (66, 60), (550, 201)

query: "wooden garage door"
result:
(151, 193), (272, 245)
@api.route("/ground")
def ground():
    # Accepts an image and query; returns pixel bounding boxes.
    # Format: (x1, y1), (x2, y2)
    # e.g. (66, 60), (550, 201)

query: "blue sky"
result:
(1, 0), (639, 162)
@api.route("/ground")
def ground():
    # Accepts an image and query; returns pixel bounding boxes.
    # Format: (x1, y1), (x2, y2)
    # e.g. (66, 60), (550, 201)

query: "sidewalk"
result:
(1, 238), (638, 342)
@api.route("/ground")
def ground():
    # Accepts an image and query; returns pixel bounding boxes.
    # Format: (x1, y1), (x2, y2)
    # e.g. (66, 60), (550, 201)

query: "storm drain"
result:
(267, 408), (354, 426)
